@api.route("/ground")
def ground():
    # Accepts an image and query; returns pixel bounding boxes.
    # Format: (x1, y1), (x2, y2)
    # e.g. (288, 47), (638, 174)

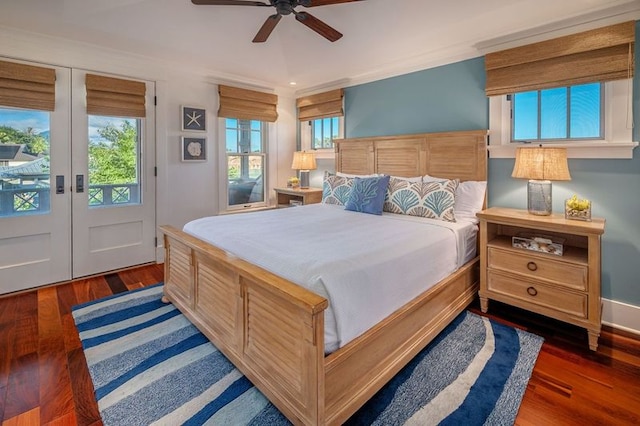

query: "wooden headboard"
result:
(334, 130), (488, 182)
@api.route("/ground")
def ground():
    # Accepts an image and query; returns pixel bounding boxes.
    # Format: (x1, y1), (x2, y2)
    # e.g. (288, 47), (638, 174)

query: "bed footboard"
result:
(161, 225), (479, 425)
(161, 225), (329, 425)
(323, 259), (479, 424)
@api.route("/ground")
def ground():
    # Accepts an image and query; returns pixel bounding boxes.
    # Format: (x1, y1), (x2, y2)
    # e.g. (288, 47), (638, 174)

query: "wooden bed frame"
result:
(160, 129), (487, 425)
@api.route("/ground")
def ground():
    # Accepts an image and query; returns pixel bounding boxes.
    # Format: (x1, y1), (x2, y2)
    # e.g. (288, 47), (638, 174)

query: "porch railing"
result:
(0, 183), (140, 216)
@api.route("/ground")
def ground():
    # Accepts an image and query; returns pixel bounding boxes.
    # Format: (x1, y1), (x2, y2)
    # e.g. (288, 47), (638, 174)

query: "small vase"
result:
(565, 199), (591, 221)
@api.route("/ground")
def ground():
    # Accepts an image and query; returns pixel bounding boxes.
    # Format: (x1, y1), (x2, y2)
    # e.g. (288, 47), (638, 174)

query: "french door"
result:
(0, 62), (156, 294)
(70, 70), (156, 278)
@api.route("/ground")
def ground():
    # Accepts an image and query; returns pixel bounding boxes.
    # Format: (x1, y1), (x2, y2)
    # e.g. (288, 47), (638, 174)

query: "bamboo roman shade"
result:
(0, 60), (56, 111)
(218, 85), (278, 122)
(296, 88), (344, 121)
(485, 21), (635, 96)
(86, 74), (146, 118)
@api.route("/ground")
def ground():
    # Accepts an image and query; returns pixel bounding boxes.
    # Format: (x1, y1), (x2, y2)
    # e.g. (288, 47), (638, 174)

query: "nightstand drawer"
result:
(487, 272), (587, 319)
(488, 247), (587, 291)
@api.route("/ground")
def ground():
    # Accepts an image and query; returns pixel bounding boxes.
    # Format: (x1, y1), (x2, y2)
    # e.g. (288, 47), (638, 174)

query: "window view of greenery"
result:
(512, 83), (602, 141)
(0, 108), (51, 216)
(88, 116), (140, 207)
(0, 107), (141, 217)
(312, 117), (339, 149)
(225, 118), (265, 206)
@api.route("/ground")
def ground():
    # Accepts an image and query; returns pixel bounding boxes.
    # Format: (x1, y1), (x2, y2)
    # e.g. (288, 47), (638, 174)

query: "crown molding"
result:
(475, 1), (640, 54)
(296, 2), (640, 93)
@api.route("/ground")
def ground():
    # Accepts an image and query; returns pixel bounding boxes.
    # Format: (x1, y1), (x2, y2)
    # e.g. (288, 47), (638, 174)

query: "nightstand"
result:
(476, 207), (605, 351)
(274, 187), (323, 208)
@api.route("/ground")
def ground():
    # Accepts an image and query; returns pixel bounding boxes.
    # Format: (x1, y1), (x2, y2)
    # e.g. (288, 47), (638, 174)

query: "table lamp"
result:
(291, 151), (317, 189)
(511, 147), (571, 215)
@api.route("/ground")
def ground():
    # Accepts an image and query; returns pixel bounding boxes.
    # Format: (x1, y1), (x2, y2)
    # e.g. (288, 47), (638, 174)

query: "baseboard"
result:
(602, 298), (640, 336)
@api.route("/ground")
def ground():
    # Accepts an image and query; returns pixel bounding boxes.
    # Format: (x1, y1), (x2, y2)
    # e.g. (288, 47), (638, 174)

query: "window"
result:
(489, 79), (636, 159)
(224, 118), (266, 209)
(0, 107), (51, 217)
(311, 117), (340, 150)
(512, 83), (603, 142)
(301, 116), (344, 157)
(297, 88), (344, 154)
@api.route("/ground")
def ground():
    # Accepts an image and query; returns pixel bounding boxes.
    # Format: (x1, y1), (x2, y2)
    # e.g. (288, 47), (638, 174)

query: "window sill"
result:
(219, 205), (275, 215)
(488, 141), (638, 159)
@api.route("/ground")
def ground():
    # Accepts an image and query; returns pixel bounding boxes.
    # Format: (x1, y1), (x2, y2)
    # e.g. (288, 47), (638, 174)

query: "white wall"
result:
(0, 26), (298, 262)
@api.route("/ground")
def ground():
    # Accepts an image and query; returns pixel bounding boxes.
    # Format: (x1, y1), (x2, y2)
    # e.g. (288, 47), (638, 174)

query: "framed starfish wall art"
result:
(181, 106), (206, 132)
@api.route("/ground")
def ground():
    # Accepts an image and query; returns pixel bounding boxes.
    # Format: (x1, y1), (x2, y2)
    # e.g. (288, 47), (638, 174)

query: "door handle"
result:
(56, 175), (65, 194)
(76, 174), (84, 193)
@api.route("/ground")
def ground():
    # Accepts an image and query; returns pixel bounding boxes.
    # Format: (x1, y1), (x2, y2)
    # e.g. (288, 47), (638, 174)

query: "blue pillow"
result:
(344, 175), (391, 215)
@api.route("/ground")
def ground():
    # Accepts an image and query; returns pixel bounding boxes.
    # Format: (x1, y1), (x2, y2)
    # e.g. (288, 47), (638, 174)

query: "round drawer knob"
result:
(527, 261), (538, 271)
(527, 286), (538, 296)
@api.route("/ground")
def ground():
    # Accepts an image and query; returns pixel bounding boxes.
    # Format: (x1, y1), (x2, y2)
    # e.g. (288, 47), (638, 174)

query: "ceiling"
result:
(0, 0), (639, 93)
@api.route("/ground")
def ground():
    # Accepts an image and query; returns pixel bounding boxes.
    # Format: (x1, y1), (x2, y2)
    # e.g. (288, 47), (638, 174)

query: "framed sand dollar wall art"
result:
(181, 106), (206, 132)
(181, 137), (206, 162)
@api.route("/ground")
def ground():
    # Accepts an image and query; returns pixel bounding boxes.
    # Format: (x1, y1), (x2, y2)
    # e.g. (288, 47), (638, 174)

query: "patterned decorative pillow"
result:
(344, 175), (391, 215)
(384, 177), (459, 222)
(322, 172), (353, 206)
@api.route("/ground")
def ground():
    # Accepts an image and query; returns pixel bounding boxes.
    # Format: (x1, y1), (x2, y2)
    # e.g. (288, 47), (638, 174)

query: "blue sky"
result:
(0, 107), (131, 142)
(0, 108), (49, 134)
(513, 83), (601, 141)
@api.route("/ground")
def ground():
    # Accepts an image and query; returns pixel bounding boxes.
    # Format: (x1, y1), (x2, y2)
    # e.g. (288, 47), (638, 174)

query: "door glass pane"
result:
(0, 107), (50, 217)
(88, 116), (141, 208)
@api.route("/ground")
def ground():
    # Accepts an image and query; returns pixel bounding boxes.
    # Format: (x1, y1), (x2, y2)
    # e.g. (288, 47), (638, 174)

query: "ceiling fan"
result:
(191, 0), (363, 43)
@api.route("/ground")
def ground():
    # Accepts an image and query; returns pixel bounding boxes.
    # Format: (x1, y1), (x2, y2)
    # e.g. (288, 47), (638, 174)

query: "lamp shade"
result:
(291, 151), (317, 171)
(511, 147), (571, 181)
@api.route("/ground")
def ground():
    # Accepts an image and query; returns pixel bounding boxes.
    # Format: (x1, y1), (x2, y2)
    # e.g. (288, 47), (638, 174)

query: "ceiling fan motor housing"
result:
(274, 0), (295, 15)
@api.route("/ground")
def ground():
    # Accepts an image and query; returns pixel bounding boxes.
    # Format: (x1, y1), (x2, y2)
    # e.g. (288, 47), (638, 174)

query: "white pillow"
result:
(423, 175), (486, 222)
(454, 181), (487, 223)
(336, 172), (381, 178)
(390, 175), (423, 183)
(338, 173), (419, 182)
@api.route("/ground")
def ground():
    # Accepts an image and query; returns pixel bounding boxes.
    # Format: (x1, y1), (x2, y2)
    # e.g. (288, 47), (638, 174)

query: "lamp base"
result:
(299, 171), (310, 189)
(527, 180), (552, 215)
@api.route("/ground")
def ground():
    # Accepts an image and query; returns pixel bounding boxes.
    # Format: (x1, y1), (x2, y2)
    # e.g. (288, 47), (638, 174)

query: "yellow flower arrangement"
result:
(287, 176), (300, 188)
(565, 194), (591, 221)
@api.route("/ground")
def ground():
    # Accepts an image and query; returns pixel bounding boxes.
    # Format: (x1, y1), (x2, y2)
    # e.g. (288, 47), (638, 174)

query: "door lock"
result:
(56, 175), (65, 194)
(76, 175), (84, 193)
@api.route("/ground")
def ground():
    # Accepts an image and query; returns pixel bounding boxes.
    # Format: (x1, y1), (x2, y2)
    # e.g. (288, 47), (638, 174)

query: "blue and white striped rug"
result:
(72, 283), (543, 425)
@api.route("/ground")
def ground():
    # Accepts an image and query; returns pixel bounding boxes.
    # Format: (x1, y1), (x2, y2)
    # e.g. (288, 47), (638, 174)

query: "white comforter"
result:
(183, 203), (475, 352)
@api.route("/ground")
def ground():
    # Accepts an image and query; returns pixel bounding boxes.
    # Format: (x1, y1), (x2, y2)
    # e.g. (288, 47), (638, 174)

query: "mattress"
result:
(183, 203), (478, 353)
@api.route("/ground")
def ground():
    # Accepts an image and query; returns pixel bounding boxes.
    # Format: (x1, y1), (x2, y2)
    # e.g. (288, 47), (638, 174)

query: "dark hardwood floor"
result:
(0, 263), (638, 425)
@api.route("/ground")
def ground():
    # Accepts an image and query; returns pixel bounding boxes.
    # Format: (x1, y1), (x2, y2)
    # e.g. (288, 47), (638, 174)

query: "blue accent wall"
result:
(343, 22), (640, 306)
(345, 58), (487, 137)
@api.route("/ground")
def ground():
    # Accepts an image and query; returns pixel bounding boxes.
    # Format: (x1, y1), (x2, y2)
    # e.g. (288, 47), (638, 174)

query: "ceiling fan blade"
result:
(304, 0), (364, 6)
(253, 14), (282, 43)
(295, 11), (342, 42)
(191, 0), (270, 6)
